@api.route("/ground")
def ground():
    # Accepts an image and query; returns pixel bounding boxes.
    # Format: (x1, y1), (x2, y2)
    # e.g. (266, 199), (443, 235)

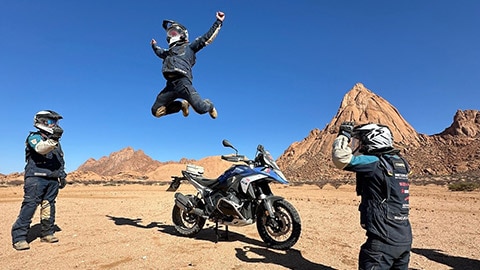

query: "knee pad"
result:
(40, 200), (51, 220)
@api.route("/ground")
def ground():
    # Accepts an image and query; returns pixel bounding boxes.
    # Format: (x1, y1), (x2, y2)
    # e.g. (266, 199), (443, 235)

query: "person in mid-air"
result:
(150, 11), (225, 119)
(332, 122), (412, 270)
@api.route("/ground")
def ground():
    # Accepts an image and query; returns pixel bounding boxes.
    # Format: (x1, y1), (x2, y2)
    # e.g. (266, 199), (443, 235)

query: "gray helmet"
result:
(162, 20), (189, 46)
(352, 123), (394, 154)
(34, 110), (63, 134)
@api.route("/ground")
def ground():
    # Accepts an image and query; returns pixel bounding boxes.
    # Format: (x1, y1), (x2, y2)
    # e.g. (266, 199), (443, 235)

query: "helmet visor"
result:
(46, 119), (58, 126)
(167, 27), (181, 38)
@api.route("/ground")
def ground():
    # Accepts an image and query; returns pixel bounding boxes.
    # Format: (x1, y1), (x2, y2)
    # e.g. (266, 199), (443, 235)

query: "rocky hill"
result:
(276, 83), (480, 182)
(72, 147), (233, 182)
(77, 147), (163, 176)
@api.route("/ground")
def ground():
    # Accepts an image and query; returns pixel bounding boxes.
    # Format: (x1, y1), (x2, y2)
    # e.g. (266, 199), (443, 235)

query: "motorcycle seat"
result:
(191, 175), (218, 186)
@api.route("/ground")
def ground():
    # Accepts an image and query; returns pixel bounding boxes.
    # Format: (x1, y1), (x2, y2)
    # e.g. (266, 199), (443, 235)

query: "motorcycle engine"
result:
(216, 192), (243, 218)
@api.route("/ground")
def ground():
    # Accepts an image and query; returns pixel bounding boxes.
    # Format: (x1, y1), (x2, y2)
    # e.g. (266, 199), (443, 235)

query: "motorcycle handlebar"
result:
(221, 154), (246, 163)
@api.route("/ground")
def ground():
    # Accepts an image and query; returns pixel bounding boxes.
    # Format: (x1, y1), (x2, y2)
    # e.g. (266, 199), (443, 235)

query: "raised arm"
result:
(190, 11), (225, 52)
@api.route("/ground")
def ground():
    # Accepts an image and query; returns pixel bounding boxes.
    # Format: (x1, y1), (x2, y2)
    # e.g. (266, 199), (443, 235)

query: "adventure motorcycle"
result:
(167, 139), (301, 250)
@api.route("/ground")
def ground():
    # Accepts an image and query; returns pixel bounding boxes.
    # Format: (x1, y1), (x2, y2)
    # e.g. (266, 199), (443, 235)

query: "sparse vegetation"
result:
(448, 182), (480, 192)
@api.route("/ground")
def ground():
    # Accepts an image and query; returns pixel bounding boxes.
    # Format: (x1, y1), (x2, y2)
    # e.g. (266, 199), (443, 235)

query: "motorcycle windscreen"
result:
(262, 150), (289, 183)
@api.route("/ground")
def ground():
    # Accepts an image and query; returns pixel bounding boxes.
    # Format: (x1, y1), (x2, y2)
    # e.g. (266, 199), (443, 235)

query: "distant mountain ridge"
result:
(2, 83), (479, 183)
(77, 147), (163, 176)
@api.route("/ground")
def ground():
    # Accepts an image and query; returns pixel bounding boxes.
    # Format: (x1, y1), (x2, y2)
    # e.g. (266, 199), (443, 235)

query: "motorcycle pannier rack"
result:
(186, 164), (204, 175)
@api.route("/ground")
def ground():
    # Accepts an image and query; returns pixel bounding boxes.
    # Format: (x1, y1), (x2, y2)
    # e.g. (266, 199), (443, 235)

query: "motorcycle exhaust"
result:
(174, 193), (194, 211)
(174, 193), (206, 217)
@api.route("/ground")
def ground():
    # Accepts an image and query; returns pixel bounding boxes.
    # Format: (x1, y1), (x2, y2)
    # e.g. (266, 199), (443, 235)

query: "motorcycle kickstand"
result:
(214, 222), (229, 242)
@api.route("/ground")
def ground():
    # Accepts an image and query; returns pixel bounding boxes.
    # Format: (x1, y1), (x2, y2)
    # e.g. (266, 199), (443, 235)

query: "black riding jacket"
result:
(332, 135), (412, 245)
(24, 131), (66, 179)
(152, 19), (223, 81)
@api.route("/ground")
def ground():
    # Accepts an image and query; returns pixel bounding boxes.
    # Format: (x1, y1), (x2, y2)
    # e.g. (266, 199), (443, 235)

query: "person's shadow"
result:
(106, 215), (162, 229)
(412, 248), (480, 270)
(235, 246), (336, 270)
(26, 223), (61, 242)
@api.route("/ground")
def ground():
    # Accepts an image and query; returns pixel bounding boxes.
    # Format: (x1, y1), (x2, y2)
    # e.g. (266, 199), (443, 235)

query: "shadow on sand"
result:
(412, 248), (480, 270)
(26, 223), (61, 243)
(235, 246), (336, 270)
(107, 216), (336, 269)
(106, 215), (162, 229)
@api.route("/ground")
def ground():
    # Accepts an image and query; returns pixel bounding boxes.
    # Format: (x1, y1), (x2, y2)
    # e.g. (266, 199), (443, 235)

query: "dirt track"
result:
(1, 183), (479, 269)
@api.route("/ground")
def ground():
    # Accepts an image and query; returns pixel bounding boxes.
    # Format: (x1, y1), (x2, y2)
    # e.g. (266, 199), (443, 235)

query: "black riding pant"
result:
(359, 237), (411, 270)
(151, 77), (213, 116)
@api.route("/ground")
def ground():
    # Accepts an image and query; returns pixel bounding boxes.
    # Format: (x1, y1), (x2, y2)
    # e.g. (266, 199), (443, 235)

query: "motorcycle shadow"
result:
(105, 217), (333, 269)
(105, 215), (261, 246)
(157, 223), (334, 269)
(157, 223), (266, 247)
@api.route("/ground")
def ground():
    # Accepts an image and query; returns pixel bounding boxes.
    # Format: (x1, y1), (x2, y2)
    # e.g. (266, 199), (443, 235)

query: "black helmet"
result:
(352, 123), (394, 154)
(33, 110), (63, 135)
(162, 20), (188, 46)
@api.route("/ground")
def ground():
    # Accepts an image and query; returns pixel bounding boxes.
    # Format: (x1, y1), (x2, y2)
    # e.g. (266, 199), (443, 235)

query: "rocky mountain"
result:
(277, 83), (480, 181)
(72, 146), (233, 182)
(77, 147), (163, 176)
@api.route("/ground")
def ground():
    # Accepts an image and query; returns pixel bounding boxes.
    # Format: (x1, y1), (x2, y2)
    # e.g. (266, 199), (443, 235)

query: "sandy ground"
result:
(1, 183), (479, 270)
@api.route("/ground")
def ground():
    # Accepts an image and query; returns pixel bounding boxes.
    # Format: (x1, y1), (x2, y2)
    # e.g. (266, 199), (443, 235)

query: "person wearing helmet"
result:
(332, 122), (412, 270)
(11, 110), (67, 251)
(150, 11), (225, 119)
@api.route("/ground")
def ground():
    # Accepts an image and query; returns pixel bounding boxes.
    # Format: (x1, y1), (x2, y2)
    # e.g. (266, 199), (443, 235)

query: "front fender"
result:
(263, 195), (284, 204)
(257, 196), (284, 217)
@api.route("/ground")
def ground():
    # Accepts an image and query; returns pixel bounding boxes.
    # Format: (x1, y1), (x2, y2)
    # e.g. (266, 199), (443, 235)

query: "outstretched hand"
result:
(150, 39), (157, 46)
(216, 11), (225, 21)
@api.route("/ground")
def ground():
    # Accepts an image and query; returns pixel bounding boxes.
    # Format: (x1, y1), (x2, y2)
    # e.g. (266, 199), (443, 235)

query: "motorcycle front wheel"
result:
(172, 204), (206, 237)
(256, 199), (301, 250)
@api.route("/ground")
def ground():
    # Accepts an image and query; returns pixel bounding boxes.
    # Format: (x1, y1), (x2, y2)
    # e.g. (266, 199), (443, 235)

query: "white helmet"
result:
(352, 123), (394, 154)
(33, 110), (63, 134)
(162, 20), (189, 46)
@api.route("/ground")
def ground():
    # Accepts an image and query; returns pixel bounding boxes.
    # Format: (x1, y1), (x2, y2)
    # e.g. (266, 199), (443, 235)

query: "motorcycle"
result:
(167, 139), (302, 250)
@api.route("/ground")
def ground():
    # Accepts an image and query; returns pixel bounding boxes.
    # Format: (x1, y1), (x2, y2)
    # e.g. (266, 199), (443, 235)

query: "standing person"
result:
(12, 110), (67, 251)
(150, 11), (225, 119)
(332, 122), (412, 270)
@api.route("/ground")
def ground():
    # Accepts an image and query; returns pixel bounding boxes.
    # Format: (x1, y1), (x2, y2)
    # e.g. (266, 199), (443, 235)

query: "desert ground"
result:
(1, 183), (479, 270)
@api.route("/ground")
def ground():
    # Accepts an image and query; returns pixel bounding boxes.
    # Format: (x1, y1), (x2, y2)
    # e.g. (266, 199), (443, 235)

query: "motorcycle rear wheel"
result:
(256, 199), (301, 250)
(172, 204), (206, 237)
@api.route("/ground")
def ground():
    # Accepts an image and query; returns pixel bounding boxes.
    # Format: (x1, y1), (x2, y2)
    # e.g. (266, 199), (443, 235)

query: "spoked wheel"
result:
(256, 199), (301, 250)
(172, 204), (206, 237)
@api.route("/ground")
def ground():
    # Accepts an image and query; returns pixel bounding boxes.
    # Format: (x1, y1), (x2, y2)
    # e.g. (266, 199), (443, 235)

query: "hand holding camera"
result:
(50, 126), (64, 141)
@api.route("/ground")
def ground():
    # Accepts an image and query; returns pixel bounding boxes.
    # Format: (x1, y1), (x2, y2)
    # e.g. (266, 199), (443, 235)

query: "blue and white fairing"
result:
(217, 149), (289, 193)
(238, 167), (289, 193)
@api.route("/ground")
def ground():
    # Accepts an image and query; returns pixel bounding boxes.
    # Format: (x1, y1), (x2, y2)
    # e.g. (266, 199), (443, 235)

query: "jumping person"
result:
(332, 122), (412, 270)
(150, 11), (225, 119)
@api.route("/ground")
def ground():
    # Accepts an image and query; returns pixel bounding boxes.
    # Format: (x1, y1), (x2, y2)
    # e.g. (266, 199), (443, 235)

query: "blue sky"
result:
(1, 1), (479, 174)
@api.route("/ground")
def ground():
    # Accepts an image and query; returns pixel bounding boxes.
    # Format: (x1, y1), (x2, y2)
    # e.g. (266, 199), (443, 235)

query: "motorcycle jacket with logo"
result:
(152, 19), (223, 81)
(24, 131), (66, 179)
(332, 134), (412, 245)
